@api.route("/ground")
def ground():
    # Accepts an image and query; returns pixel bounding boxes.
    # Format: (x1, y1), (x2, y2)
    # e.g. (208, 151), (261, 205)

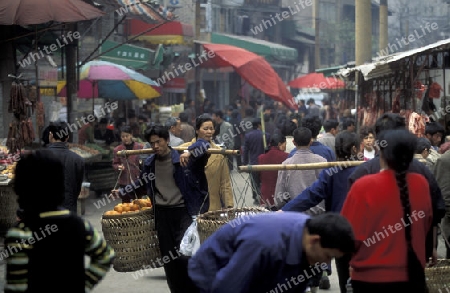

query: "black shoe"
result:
(319, 275), (330, 290)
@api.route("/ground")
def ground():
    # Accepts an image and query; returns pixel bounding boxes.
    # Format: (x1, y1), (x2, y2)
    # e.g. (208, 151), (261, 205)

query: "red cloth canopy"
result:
(289, 72), (345, 89)
(201, 43), (296, 110)
(0, 0), (105, 25)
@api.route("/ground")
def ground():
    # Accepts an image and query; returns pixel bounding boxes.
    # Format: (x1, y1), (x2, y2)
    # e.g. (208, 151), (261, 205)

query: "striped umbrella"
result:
(58, 60), (162, 100)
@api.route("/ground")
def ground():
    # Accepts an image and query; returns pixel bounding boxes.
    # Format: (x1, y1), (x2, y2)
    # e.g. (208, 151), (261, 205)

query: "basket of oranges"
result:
(101, 198), (161, 272)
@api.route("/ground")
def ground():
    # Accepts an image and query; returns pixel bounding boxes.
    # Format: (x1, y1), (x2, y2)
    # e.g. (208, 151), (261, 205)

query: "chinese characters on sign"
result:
(116, 50), (147, 59)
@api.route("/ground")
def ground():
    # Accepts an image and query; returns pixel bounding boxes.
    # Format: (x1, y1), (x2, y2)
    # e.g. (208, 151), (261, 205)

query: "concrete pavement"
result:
(0, 170), (446, 292)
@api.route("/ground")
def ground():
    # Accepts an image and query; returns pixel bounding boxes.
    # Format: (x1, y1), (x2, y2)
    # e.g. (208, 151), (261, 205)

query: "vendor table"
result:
(0, 179), (17, 237)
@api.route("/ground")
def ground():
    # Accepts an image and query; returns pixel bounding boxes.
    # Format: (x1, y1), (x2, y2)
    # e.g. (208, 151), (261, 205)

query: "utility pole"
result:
(355, 0), (372, 135)
(313, 0), (320, 70)
(355, 0), (372, 65)
(66, 23), (78, 143)
(193, 0), (202, 114)
(379, 0), (388, 52)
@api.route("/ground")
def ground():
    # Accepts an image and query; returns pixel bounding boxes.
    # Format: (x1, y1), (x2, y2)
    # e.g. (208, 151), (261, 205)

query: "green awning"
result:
(99, 40), (162, 70)
(211, 33), (298, 62)
(316, 65), (345, 77)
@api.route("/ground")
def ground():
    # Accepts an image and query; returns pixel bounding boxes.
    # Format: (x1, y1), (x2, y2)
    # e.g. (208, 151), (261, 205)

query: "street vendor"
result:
(112, 125), (144, 203)
(139, 122), (211, 293)
(78, 119), (95, 145)
(94, 118), (115, 146)
(188, 212), (355, 293)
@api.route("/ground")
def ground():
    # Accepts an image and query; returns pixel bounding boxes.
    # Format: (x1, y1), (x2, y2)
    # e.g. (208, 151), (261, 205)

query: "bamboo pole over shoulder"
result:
(238, 161), (364, 172)
(117, 147), (240, 156)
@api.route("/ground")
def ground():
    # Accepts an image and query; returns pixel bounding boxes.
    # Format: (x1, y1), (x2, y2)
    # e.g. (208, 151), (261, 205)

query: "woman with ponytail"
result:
(341, 129), (433, 292)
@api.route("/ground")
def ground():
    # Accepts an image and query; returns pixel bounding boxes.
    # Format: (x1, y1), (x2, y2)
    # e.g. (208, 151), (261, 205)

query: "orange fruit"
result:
(122, 205), (130, 212)
(114, 205), (123, 213)
(130, 204), (139, 211)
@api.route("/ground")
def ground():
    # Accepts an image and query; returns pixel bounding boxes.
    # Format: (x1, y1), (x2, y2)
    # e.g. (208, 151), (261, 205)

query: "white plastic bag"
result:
(180, 217), (200, 256)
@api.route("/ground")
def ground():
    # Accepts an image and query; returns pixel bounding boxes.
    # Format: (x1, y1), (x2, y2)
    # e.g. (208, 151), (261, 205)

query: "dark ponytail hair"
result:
(335, 131), (358, 160)
(378, 130), (427, 291)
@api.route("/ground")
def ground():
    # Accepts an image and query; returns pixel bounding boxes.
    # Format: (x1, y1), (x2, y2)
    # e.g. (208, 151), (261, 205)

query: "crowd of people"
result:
(4, 95), (450, 293)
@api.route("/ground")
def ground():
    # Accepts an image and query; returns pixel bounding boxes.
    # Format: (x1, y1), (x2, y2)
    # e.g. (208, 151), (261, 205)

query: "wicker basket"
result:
(101, 208), (161, 272)
(197, 207), (269, 244)
(425, 259), (450, 293)
(0, 185), (18, 237)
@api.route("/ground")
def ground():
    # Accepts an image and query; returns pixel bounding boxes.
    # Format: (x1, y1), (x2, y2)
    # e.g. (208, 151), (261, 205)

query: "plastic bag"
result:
(180, 217), (200, 256)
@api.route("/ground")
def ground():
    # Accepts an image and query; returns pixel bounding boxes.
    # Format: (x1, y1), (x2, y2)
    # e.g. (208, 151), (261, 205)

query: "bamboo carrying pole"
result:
(239, 161), (364, 172)
(117, 148), (240, 156)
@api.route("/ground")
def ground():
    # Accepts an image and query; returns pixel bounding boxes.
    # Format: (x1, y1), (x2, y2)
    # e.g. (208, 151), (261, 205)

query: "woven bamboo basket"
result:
(0, 185), (18, 237)
(425, 259), (450, 293)
(101, 208), (161, 272)
(197, 207), (269, 244)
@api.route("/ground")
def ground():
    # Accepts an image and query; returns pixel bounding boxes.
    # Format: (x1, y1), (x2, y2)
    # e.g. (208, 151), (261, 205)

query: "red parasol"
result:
(288, 72), (345, 90)
(201, 43), (296, 110)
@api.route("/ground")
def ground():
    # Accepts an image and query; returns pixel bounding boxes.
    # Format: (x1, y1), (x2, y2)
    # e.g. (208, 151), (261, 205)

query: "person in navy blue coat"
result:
(288, 116), (336, 162)
(188, 212), (355, 293)
(282, 131), (359, 293)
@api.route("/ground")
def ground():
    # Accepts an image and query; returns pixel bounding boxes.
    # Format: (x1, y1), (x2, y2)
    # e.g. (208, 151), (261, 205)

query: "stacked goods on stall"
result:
(101, 197), (161, 272)
(67, 143), (102, 163)
(0, 146), (17, 181)
(159, 106), (172, 125)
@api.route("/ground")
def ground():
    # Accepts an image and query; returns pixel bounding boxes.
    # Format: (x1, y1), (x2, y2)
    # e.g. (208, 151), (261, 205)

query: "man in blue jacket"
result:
(188, 212), (355, 293)
(282, 131), (359, 293)
(139, 125), (210, 293)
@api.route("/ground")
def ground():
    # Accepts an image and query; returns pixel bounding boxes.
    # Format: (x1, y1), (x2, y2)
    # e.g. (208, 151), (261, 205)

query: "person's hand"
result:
(428, 248), (438, 267)
(118, 164), (124, 171)
(109, 189), (120, 199)
(180, 152), (191, 167)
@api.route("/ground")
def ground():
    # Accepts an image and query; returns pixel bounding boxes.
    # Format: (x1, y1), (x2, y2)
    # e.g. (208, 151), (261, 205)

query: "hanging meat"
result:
(8, 81), (27, 118)
(36, 101), (45, 128)
(392, 88), (401, 114)
(6, 80), (34, 152)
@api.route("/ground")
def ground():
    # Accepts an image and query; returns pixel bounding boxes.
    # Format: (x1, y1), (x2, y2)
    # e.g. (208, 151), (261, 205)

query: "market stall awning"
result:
(211, 33), (298, 62)
(338, 38), (450, 81)
(316, 65), (346, 77)
(128, 19), (194, 45)
(99, 40), (163, 70)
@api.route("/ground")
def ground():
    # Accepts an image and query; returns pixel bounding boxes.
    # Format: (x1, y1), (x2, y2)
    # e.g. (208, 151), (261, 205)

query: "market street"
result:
(0, 170), (447, 292)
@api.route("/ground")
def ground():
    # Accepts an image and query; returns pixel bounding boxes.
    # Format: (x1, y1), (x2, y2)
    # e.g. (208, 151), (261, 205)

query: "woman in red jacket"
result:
(341, 129), (432, 293)
(257, 134), (288, 209)
(112, 125), (144, 203)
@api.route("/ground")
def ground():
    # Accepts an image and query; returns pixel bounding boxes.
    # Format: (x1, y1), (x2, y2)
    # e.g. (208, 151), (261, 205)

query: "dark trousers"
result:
(352, 280), (414, 293)
(335, 254), (351, 293)
(250, 172), (260, 200)
(155, 206), (199, 293)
